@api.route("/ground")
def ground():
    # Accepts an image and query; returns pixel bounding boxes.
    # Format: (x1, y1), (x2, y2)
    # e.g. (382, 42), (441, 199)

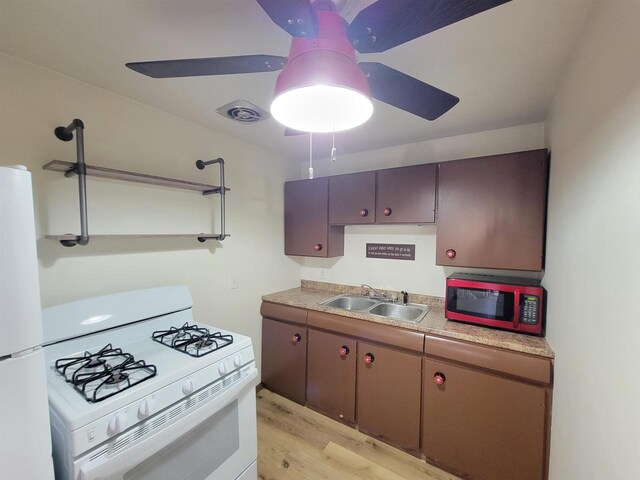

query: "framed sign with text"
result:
(366, 243), (415, 260)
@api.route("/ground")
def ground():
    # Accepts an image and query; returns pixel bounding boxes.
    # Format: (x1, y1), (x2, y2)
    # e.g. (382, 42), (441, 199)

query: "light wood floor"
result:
(257, 389), (461, 480)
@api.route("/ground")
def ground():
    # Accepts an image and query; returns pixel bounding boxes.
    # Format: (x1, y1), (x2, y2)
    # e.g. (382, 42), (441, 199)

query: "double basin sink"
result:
(320, 294), (430, 324)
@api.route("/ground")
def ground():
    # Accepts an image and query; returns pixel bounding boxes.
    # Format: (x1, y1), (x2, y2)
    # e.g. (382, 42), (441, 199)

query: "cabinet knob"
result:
(433, 372), (446, 385)
(314, 243), (323, 252)
(339, 345), (350, 358)
(383, 207), (392, 216)
(446, 249), (456, 259)
(292, 333), (302, 344)
(364, 353), (375, 365)
(359, 208), (368, 217)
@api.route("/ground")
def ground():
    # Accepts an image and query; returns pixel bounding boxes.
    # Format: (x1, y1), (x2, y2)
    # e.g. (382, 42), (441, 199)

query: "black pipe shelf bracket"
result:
(196, 158), (226, 242)
(45, 118), (229, 246)
(54, 118), (89, 247)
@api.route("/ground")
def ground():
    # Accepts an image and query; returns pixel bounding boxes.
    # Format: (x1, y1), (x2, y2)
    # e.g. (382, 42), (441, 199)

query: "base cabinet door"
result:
(423, 357), (548, 480)
(306, 329), (357, 423)
(261, 318), (307, 404)
(356, 341), (422, 453)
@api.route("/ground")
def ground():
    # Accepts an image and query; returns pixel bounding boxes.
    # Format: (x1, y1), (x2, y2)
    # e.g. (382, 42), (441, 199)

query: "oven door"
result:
(75, 369), (258, 480)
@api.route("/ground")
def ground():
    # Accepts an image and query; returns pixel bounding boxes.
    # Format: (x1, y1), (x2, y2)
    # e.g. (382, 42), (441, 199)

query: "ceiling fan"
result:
(126, 0), (511, 134)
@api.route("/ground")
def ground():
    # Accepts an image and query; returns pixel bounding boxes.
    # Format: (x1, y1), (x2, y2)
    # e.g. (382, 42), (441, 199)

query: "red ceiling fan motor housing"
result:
(273, 11), (371, 102)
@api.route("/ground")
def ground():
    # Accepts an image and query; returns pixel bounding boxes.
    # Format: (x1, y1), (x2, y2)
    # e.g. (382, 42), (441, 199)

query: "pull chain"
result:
(330, 130), (337, 163)
(308, 132), (314, 179)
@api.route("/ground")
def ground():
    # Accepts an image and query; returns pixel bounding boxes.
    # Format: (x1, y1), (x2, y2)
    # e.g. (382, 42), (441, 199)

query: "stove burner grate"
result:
(54, 344), (157, 403)
(152, 323), (233, 358)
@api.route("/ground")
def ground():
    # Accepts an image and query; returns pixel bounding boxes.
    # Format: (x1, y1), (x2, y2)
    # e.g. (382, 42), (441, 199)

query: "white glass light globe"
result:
(271, 85), (373, 133)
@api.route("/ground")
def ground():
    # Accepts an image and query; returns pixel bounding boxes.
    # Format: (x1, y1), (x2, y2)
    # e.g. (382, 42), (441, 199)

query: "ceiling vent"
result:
(216, 100), (270, 124)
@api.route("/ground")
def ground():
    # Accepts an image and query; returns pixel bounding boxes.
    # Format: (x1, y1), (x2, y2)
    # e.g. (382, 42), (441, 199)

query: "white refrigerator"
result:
(0, 165), (54, 479)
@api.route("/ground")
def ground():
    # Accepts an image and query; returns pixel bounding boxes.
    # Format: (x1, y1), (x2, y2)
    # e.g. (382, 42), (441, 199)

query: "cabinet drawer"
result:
(260, 302), (308, 325)
(425, 335), (552, 385)
(307, 310), (424, 353)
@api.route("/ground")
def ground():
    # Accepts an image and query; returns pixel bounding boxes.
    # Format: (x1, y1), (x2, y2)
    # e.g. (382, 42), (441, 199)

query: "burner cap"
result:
(85, 358), (106, 368)
(106, 370), (129, 385)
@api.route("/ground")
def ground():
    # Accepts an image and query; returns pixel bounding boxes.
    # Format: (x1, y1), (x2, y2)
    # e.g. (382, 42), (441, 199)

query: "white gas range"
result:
(42, 286), (259, 480)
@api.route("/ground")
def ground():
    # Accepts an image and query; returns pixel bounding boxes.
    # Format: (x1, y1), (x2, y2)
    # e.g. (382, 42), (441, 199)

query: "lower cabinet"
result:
(423, 357), (549, 480)
(306, 329), (357, 423)
(261, 302), (553, 480)
(261, 317), (307, 405)
(357, 341), (422, 453)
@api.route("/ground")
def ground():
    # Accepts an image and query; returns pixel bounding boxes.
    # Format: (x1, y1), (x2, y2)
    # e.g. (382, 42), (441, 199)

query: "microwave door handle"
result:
(513, 289), (521, 328)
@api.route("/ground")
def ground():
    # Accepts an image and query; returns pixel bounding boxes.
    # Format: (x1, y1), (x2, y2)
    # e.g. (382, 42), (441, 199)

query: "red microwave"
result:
(445, 273), (546, 335)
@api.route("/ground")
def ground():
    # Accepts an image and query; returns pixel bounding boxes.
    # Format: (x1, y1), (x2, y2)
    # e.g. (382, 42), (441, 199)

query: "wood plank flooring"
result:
(257, 389), (461, 480)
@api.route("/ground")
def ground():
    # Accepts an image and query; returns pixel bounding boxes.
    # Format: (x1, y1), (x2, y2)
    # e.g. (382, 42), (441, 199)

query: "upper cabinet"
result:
(284, 178), (344, 257)
(376, 164), (437, 224)
(285, 149), (549, 266)
(329, 171), (376, 225)
(436, 149), (548, 271)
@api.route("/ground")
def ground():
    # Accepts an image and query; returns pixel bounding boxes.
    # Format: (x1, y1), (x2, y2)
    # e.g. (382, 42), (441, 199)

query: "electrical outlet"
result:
(229, 274), (239, 290)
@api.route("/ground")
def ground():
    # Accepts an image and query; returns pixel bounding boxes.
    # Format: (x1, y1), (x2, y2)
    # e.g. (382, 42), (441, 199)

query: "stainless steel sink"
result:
(322, 295), (377, 311)
(320, 294), (430, 323)
(368, 303), (429, 323)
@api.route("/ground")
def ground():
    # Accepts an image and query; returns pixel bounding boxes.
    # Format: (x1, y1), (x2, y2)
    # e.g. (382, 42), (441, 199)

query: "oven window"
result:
(124, 400), (239, 480)
(447, 287), (514, 321)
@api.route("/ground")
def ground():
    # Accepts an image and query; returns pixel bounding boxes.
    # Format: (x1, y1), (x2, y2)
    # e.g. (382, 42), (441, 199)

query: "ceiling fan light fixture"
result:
(271, 84), (373, 133)
(270, 12), (373, 133)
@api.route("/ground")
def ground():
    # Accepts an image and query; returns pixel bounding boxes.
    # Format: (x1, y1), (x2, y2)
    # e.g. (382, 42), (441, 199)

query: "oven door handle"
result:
(76, 368), (258, 480)
(513, 288), (521, 328)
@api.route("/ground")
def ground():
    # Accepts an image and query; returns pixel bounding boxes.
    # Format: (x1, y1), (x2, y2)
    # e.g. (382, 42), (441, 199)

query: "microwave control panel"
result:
(520, 295), (539, 324)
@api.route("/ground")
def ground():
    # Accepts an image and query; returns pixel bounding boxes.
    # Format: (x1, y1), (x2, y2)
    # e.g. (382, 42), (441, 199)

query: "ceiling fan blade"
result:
(126, 55), (287, 78)
(348, 0), (511, 54)
(359, 62), (459, 121)
(256, 0), (318, 38)
(284, 128), (308, 136)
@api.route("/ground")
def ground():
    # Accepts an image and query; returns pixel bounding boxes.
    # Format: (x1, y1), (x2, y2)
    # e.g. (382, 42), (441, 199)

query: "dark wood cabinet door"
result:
(356, 341), (422, 453)
(423, 357), (548, 480)
(376, 163), (436, 224)
(436, 149), (548, 270)
(307, 329), (357, 424)
(261, 318), (307, 404)
(284, 178), (344, 257)
(329, 171), (376, 225)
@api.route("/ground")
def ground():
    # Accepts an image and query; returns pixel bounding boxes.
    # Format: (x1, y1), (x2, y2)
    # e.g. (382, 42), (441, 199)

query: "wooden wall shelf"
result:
(43, 160), (229, 193)
(43, 121), (229, 248)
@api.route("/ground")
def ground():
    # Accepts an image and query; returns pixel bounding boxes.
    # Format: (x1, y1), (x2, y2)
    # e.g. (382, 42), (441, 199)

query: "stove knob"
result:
(138, 398), (154, 419)
(182, 378), (196, 396)
(234, 354), (243, 368)
(107, 413), (127, 436)
(218, 362), (228, 376)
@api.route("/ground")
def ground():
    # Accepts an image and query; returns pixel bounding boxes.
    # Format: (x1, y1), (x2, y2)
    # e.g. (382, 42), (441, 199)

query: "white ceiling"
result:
(0, 0), (596, 160)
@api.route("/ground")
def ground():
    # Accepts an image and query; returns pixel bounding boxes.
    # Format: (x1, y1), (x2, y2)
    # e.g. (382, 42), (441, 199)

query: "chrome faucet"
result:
(361, 284), (397, 303)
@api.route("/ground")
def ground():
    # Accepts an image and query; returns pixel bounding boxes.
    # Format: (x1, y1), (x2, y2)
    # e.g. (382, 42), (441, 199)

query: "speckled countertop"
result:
(262, 281), (554, 358)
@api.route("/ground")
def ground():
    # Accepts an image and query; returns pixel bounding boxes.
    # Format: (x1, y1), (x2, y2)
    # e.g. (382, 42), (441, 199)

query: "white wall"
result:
(298, 123), (546, 297)
(543, 1), (640, 479)
(0, 54), (301, 372)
